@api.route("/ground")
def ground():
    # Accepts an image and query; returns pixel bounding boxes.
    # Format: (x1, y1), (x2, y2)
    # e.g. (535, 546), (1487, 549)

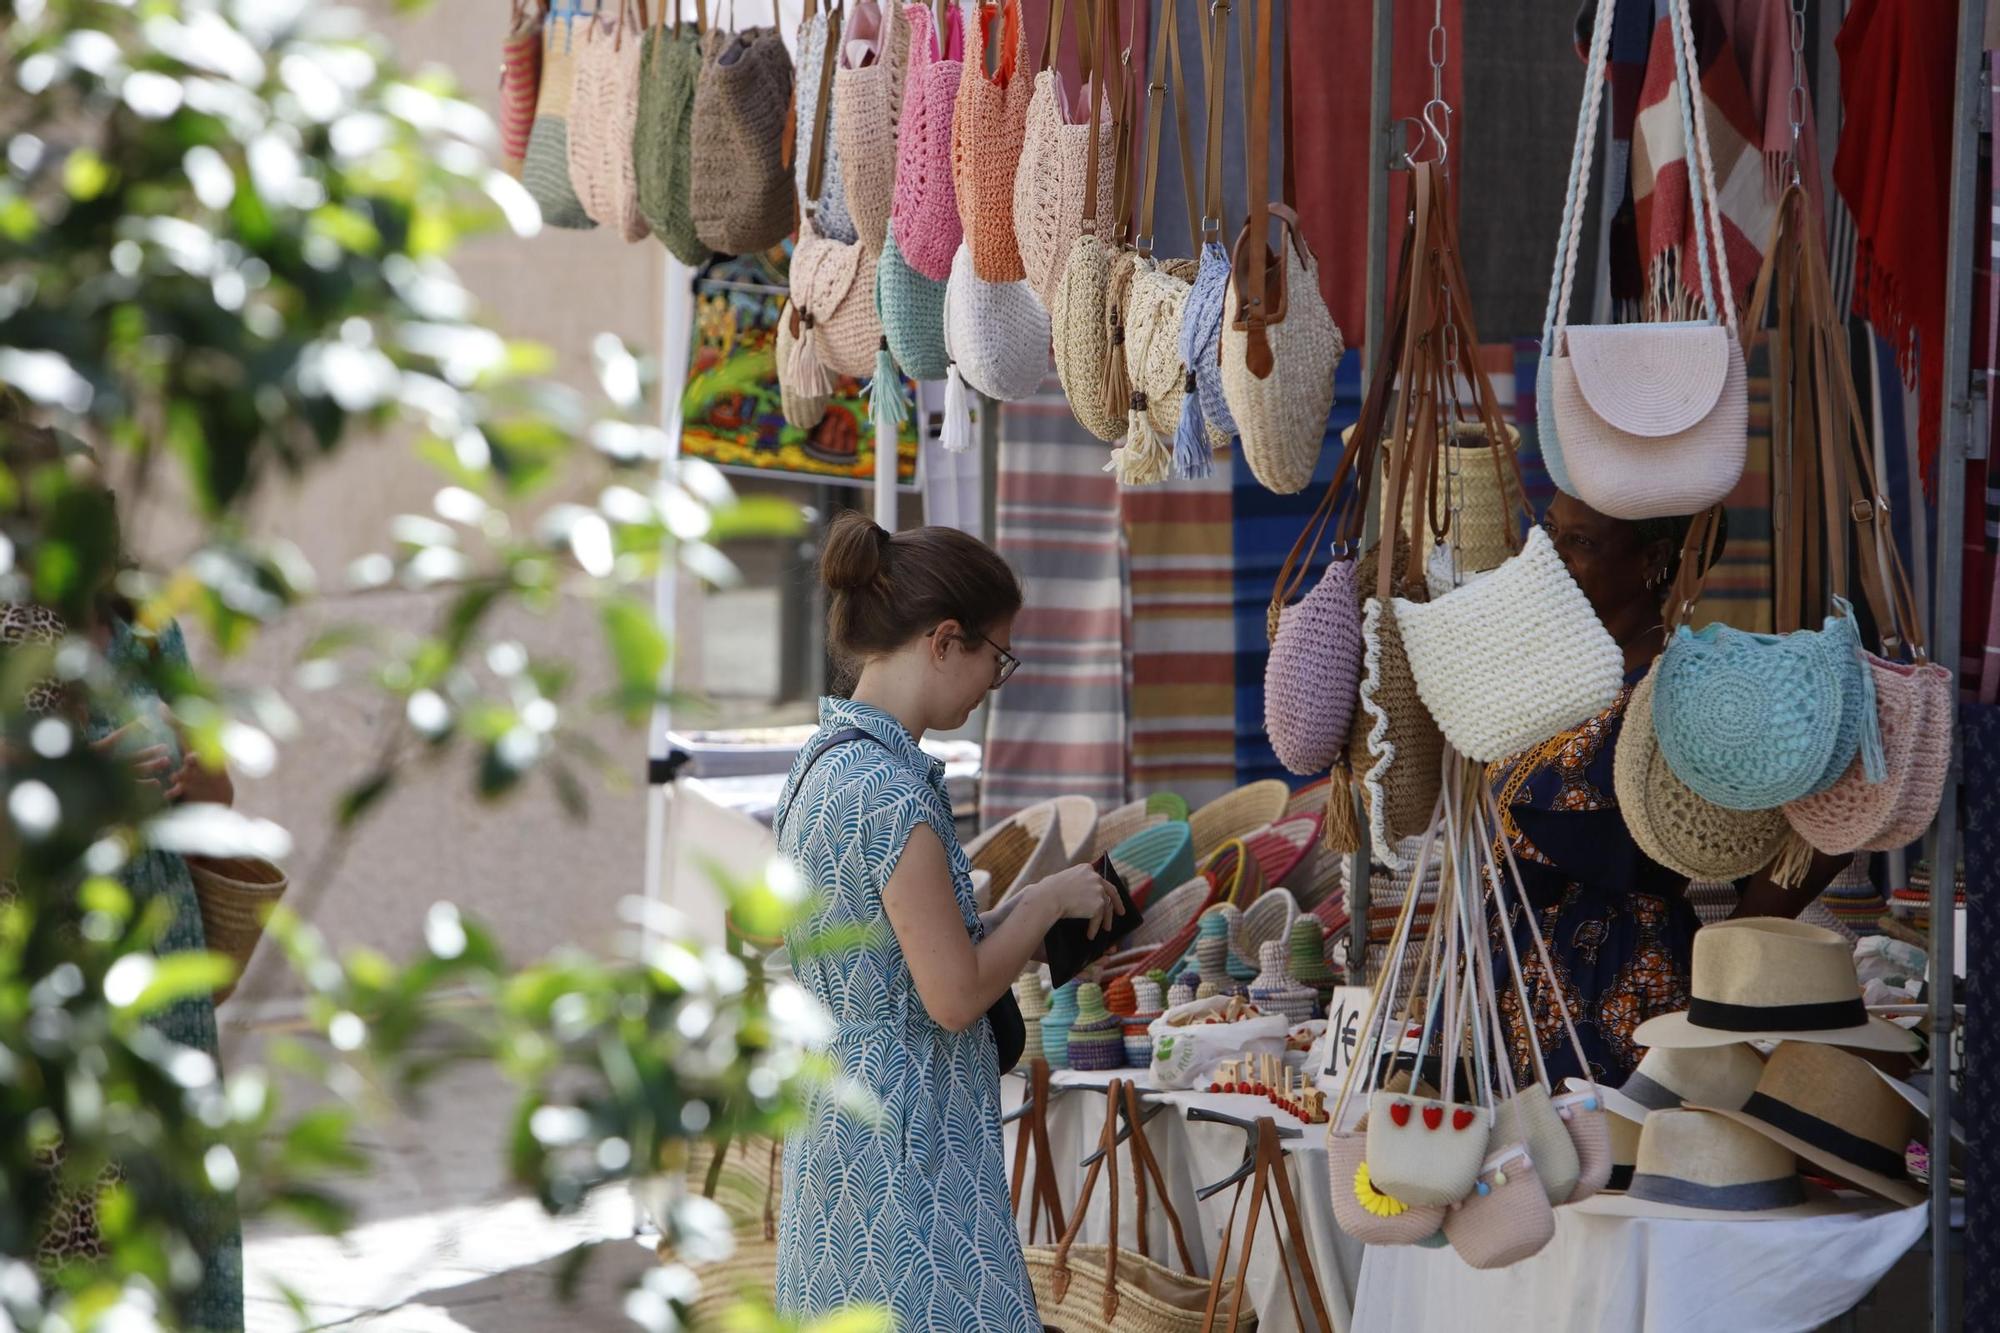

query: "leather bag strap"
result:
(1080, 0), (1115, 232)
(1198, 0), (1230, 244)
(1231, 0), (1277, 375)
(802, 1), (843, 207)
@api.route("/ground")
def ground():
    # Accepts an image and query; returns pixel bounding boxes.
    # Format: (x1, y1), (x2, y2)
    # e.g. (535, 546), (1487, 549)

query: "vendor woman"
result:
(770, 512), (1122, 1330)
(1488, 494), (1848, 1086)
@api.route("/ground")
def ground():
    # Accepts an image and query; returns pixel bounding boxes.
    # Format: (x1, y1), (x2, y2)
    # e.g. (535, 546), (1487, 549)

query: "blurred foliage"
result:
(0, 0), (830, 1330)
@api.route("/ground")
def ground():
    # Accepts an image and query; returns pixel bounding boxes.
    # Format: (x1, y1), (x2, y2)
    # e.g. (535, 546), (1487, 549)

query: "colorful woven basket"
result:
(1188, 780), (1291, 863)
(1147, 791), (1191, 822)
(1202, 838), (1270, 907)
(1232, 888), (1299, 975)
(1066, 982), (1127, 1071)
(1120, 876), (1215, 955)
(1108, 820), (1196, 908)
(1087, 798), (1168, 861)
(1243, 814), (1322, 895)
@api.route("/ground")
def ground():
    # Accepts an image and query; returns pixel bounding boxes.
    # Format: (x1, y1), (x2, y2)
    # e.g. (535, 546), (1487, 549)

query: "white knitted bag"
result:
(1391, 525), (1624, 764)
(943, 241), (1049, 403)
(1220, 213), (1343, 495)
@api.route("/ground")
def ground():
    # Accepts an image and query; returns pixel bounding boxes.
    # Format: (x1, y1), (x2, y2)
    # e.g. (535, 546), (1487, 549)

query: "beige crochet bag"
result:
(689, 13), (796, 256)
(1048, 0), (1130, 443)
(1617, 666), (1787, 880)
(775, 307), (828, 430)
(1013, 0), (1115, 307)
(951, 0), (1033, 282)
(1219, 0), (1340, 495)
(565, 0), (650, 242)
(833, 0), (912, 255)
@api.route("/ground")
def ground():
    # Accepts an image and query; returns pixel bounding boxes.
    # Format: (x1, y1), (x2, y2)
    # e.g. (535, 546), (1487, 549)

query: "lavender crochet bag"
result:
(1265, 557), (1364, 777)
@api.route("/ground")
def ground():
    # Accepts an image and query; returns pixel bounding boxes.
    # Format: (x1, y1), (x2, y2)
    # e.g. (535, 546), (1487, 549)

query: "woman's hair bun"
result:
(820, 510), (891, 592)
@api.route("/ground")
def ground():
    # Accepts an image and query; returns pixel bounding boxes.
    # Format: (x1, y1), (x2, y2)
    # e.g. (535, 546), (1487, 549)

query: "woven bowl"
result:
(1285, 777), (1332, 820)
(965, 796), (1097, 909)
(1244, 815), (1322, 894)
(1233, 888), (1299, 972)
(1108, 821), (1196, 909)
(1147, 790), (1191, 822)
(1087, 798), (1167, 862)
(966, 820), (1036, 909)
(1122, 875), (1217, 952)
(1188, 780), (1292, 863)
(1202, 838), (1270, 906)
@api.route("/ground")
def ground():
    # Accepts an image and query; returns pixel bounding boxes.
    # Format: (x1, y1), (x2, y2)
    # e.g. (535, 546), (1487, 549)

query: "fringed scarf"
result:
(1833, 0), (1957, 498)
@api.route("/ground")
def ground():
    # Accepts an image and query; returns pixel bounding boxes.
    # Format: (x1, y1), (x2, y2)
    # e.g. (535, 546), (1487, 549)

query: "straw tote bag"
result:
(1026, 1082), (1251, 1333)
(1542, 0), (1747, 519)
(952, 0), (1033, 281)
(890, 2), (965, 281)
(834, 0), (912, 256)
(634, 1), (713, 263)
(689, 13), (795, 256)
(1049, 3), (1131, 443)
(566, 0), (650, 241)
(521, 12), (598, 229)
(1175, 0), (1237, 462)
(1220, 0), (1341, 496)
(1014, 0), (1115, 307)
(499, 0), (545, 179)
(1442, 1141), (1555, 1270)
(189, 855), (288, 1003)
(792, 0), (860, 246)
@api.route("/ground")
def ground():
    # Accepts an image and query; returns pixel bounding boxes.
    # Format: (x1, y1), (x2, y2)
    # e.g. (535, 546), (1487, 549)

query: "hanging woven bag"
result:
(943, 241), (1049, 409)
(1048, 0), (1129, 443)
(781, 44), (883, 399)
(834, 0), (912, 256)
(498, 0), (545, 179)
(1219, 0), (1341, 496)
(1616, 667), (1788, 881)
(877, 230), (951, 380)
(890, 2), (966, 280)
(775, 303), (829, 430)
(1173, 0), (1239, 463)
(1543, 0), (1747, 518)
(952, 0), (1033, 282)
(1013, 0), (1116, 307)
(521, 10), (598, 230)
(634, 1), (714, 263)
(689, 11), (796, 256)
(566, 0), (651, 242)
(793, 0), (860, 246)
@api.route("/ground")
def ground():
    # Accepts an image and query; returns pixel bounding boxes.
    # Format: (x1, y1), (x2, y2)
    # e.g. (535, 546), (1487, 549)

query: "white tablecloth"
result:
(1351, 1196), (1927, 1333)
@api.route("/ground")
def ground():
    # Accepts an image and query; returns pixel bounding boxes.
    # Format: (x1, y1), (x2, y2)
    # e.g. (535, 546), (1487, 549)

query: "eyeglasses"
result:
(931, 627), (1020, 688)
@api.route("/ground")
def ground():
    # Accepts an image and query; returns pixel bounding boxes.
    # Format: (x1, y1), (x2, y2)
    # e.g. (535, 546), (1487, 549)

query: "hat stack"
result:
(1578, 918), (1929, 1213)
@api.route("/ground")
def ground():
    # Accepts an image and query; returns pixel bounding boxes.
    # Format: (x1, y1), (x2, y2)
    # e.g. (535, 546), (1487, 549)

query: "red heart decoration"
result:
(1453, 1108), (1475, 1131)
(1389, 1100), (1411, 1127)
(1421, 1105), (1444, 1131)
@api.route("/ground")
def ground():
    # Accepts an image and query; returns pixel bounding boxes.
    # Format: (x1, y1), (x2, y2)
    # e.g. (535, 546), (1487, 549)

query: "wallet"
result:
(1043, 854), (1144, 990)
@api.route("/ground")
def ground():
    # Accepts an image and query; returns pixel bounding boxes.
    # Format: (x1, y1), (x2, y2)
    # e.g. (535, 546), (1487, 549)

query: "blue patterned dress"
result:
(771, 698), (1040, 1332)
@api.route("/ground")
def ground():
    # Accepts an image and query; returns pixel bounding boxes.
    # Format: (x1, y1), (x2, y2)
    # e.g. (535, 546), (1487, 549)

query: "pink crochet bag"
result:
(952, 0), (1032, 282)
(889, 3), (964, 281)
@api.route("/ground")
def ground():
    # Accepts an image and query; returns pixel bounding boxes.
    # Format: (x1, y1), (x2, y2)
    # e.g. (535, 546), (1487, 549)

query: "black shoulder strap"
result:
(773, 725), (885, 838)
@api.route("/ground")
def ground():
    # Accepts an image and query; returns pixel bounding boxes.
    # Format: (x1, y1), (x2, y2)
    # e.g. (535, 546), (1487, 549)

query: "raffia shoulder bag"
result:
(566, 0), (651, 241)
(951, 0), (1033, 281)
(890, 1), (965, 280)
(1048, 0), (1130, 443)
(834, 0), (911, 256)
(689, 10), (796, 256)
(634, 0), (714, 263)
(521, 12), (598, 230)
(1013, 0), (1115, 307)
(793, 0), (859, 245)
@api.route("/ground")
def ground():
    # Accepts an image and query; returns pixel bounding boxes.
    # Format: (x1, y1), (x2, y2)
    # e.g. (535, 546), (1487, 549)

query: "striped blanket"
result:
(981, 373), (1129, 824)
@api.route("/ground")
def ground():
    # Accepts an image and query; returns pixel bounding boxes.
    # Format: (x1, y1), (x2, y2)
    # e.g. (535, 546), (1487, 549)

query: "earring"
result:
(1646, 568), (1667, 590)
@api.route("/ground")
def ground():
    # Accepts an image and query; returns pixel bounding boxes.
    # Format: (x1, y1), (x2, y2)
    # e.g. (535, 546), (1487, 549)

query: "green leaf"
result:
(282, 1106), (369, 1172)
(125, 952), (236, 1016)
(62, 149), (113, 200)
(339, 770), (395, 826)
(599, 599), (667, 714)
(707, 495), (808, 544)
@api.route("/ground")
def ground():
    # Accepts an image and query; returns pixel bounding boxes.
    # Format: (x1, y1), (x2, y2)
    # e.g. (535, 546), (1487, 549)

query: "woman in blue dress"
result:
(772, 512), (1121, 1330)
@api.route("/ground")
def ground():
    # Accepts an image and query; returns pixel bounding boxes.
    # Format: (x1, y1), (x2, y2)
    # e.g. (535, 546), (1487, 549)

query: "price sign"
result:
(1319, 986), (1375, 1084)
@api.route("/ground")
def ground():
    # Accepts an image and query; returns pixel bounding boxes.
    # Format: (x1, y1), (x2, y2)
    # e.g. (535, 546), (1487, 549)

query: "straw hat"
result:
(1569, 1045), (1766, 1125)
(1692, 1041), (1923, 1207)
(1632, 918), (1917, 1052)
(1576, 1109), (1838, 1221)
(1605, 1110), (1641, 1193)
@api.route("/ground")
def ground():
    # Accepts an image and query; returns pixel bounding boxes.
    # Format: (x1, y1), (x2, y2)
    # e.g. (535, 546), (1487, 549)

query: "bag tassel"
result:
(942, 361), (974, 454)
(1115, 393), (1172, 486)
(787, 310), (836, 398)
(1099, 319), (1130, 428)
(1768, 826), (1818, 890)
(1172, 369), (1213, 480)
(1855, 653), (1887, 787)
(1322, 765), (1361, 855)
(866, 340), (908, 454)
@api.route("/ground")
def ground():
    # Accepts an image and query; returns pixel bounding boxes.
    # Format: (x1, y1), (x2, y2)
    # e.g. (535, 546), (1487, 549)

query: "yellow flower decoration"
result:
(1352, 1160), (1409, 1218)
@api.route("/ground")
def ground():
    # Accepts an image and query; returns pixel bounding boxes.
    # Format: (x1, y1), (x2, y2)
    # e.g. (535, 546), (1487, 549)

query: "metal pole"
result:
(1929, 5), (1985, 1329)
(1344, 0), (1394, 987)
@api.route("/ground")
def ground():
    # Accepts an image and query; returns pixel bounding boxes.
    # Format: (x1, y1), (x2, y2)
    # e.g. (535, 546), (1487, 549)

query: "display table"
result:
(1351, 1194), (1925, 1333)
(1005, 1069), (1924, 1333)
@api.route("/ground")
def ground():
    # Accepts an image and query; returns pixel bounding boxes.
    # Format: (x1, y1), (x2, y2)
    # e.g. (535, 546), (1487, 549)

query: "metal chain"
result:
(1786, 0), (1808, 186)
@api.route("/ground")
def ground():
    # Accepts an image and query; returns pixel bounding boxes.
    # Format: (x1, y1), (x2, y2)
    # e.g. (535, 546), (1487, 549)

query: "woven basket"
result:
(1026, 1242), (1249, 1333)
(1233, 888), (1299, 973)
(1051, 232), (1126, 441)
(1122, 876), (1216, 954)
(1616, 668), (1787, 881)
(1202, 838), (1269, 907)
(1222, 215), (1343, 495)
(1147, 791), (1190, 822)
(1087, 799), (1168, 862)
(521, 19), (597, 229)
(1243, 814), (1320, 894)
(1108, 821), (1196, 908)
(189, 856), (287, 1002)
(967, 820), (1035, 908)
(967, 797), (1094, 909)
(774, 307), (829, 429)
(565, 6), (649, 241)
(1785, 656), (1953, 855)
(1388, 420), (1525, 579)
(634, 21), (712, 263)
(1188, 780), (1290, 863)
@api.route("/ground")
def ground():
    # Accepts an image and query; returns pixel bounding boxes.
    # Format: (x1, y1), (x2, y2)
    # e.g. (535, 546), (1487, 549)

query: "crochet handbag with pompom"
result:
(566, 1), (650, 242)
(1542, 0), (1747, 519)
(951, 0), (1033, 282)
(1013, 0), (1115, 307)
(689, 17), (795, 256)
(521, 13), (597, 230)
(1441, 1141), (1555, 1270)
(834, 0), (911, 257)
(889, 2), (964, 280)
(943, 242), (1049, 416)
(634, 4), (713, 263)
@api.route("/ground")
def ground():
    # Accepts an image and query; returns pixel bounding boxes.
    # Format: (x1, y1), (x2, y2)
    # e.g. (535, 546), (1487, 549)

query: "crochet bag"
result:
(498, 0), (545, 179)
(634, 4), (713, 263)
(877, 230), (951, 380)
(1048, 7), (1129, 443)
(1176, 0), (1238, 456)
(786, 220), (883, 386)
(1616, 666), (1787, 880)
(566, 1), (650, 242)
(1326, 1123), (1445, 1245)
(792, 1), (859, 246)
(1542, 0), (1747, 519)
(1441, 1141), (1555, 1270)
(689, 18), (795, 256)
(834, 0), (911, 256)
(952, 0), (1033, 282)
(521, 13), (598, 230)
(775, 306), (828, 429)
(890, 2), (965, 281)
(1220, 0), (1341, 495)
(1553, 1087), (1614, 1202)
(1491, 1085), (1580, 1207)
(943, 241), (1050, 404)
(1013, 0), (1115, 307)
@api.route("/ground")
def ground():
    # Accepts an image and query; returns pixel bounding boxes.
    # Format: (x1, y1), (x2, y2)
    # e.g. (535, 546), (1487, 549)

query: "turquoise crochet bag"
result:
(876, 226), (949, 382)
(1653, 599), (1881, 812)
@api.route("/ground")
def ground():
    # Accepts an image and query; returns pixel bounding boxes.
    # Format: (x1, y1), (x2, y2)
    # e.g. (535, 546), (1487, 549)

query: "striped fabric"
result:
(980, 373), (1128, 824)
(1695, 335), (1774, 632)
(1123, 461), (1237, 809)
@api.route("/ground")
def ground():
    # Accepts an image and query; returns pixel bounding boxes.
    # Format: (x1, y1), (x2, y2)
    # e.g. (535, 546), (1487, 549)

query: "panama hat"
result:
(1632, 918), (1917, 1052)
(1605, 1109), (1641, 1192)
(1575, 1109), (1839, 1222)
(1568, 1045), (1767, 1125)
(1693, 1041), (1923, 1207)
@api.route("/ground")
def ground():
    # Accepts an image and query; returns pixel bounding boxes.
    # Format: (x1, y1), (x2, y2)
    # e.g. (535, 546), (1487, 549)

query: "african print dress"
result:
(771, 697), (1040, 1332)
(1485, 669), (1699, 1087)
